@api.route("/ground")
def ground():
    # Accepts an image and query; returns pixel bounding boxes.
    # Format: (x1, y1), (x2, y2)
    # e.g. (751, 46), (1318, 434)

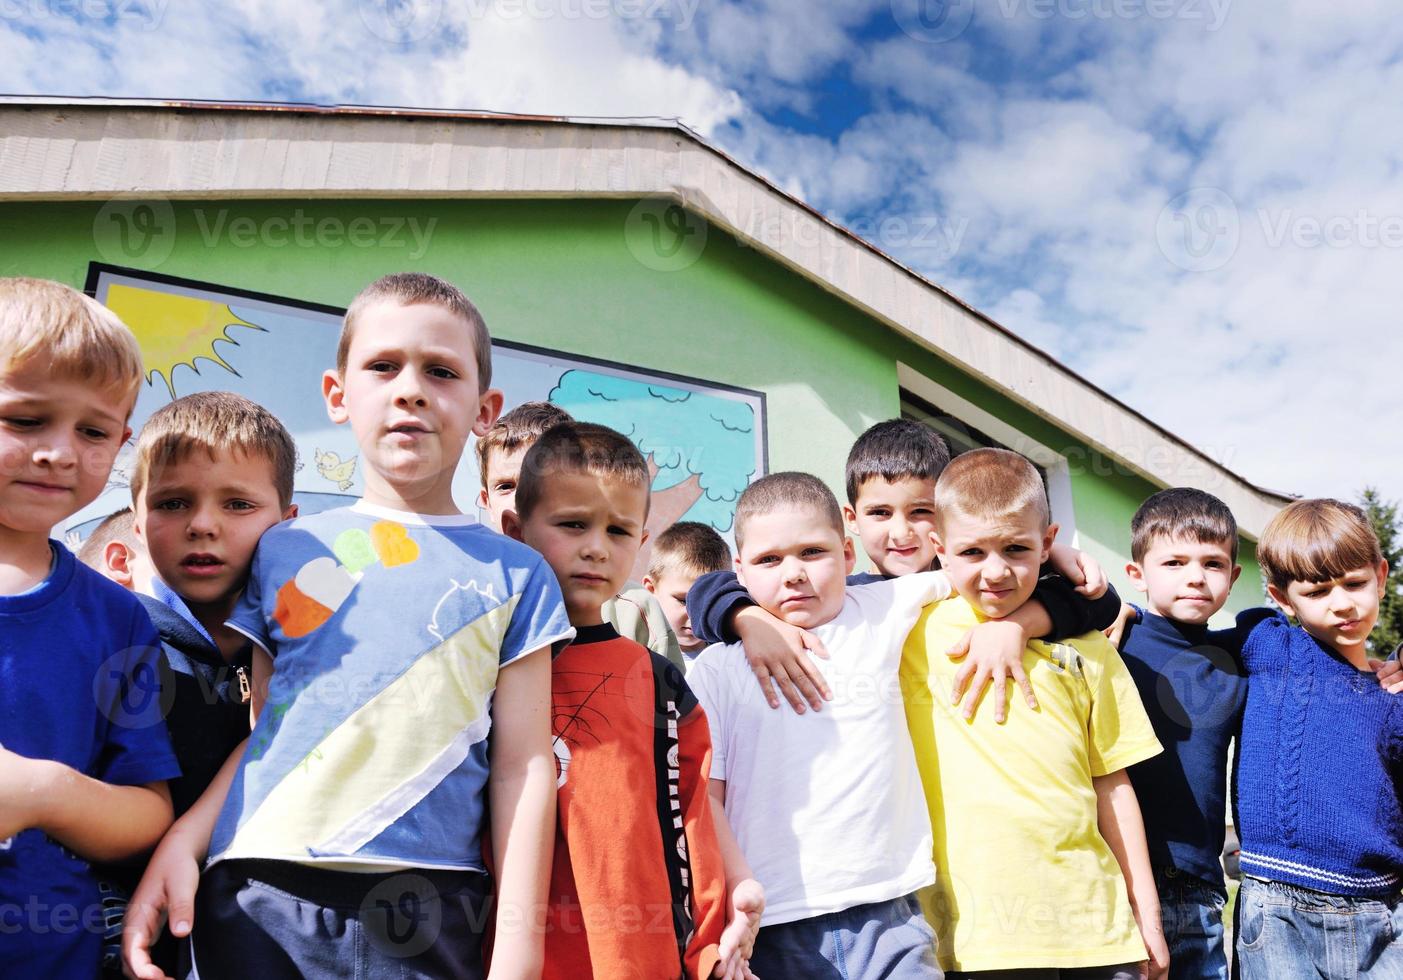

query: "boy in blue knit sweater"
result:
(1233, 498), (1403, 978)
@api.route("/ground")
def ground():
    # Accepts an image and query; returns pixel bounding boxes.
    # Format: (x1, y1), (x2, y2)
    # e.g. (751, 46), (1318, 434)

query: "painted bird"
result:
(315, 449), (357, 491)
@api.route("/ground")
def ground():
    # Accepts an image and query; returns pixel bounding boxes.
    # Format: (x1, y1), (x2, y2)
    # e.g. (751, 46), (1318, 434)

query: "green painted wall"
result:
(0, 197), (1267, 620)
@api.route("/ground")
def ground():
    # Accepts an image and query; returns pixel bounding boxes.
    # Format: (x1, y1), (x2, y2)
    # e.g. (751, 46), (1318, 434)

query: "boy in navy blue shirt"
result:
(1119, 488), (1270, 980)
(0, 277), (180, 978)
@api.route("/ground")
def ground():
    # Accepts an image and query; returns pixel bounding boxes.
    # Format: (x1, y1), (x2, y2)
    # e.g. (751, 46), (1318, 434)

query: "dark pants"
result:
(188, 860), (490, 980)
(748, 891), (941, 979)
(1158, 868), (1228, 980)
(947, 967), (1140, 980)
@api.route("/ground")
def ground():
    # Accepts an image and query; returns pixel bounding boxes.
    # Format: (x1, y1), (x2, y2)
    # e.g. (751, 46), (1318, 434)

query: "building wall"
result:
(0, 197), (1267, 618)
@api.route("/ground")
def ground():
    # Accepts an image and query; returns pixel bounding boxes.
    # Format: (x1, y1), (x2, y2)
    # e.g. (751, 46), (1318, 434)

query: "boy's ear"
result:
(476, 487), (489, 512)
(931, 530), (946, 560)
(734, 553), (748, 589)
(1230, 564), (1243, 588)
(1125, 562), (1149, 595)
(842, 503), (859, 534)
(323, 369), (349, 424)
(103, 541), (135, 588)
(1266, 582), (1295, 618)
(1377, 559), (1391, 593)
(500, 508), (524, 543)
(472, 387), (505, 438)
(842, 536), (856, 576)
(642, 575), (656, 593)
(1040, 522), (1059, 562)
(282, 503), (299, 520)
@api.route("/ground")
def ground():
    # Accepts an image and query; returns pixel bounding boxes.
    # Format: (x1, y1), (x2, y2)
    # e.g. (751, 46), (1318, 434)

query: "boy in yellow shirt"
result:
(901, 448), (1168, 979)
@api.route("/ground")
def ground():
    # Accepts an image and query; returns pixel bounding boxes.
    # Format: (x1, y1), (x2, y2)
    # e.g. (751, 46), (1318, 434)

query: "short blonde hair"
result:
(733, 472), (844, 553)
(933, 448), (1050, 530)
(648, 521), (732, 582)
(132, 392), (297, 509)
(0, 277), (143, 403)
(1258, 498), (1383, 592)
(338, 273), (492, 390)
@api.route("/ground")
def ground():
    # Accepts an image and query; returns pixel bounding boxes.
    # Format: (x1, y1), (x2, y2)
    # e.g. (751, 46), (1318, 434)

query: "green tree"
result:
(1361, 486), (1403, 657)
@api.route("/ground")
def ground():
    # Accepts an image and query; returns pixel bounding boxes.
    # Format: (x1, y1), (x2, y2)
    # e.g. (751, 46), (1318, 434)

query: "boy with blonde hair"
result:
(0, 278), (179, 978)
(505, 422), (761, 979)
(1233, 499), (1403, 979)
(123, 273), (569, 980)
(77, 506), (155, 591)
(645, 520), (732, 662)
(902, 448), (1166, 978)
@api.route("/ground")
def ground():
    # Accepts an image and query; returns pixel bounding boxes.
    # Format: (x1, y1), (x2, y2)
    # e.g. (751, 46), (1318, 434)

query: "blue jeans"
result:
(188, 860), (488, 980)
(1237, 876), (1403, 979)
(749, 891), (941, 979)
(1156, 869), (1228, 980)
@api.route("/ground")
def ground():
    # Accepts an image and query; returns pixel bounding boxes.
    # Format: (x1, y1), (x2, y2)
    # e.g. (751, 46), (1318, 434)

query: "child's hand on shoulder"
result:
(713, 877), (764, 980)
(1105, 602), (1138, 650)
(946, 620), (1038, 724)
(1370, 645), (1403, 694)
(733, 606), (831, 713)
(1048, 542), (1109, 598)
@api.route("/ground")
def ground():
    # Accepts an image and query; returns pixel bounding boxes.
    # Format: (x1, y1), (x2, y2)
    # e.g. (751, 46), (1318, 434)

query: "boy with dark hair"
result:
(1118, 487), (1268, 980)
(0, 277), (179, 979)
(475, 399), (684, 666)
(688, 417), (1119, 716)
(1233, 499), (1403, 978)
(645, 520), (732, 662)
(124, 272), (568, 980)
(905, 449), (1166, 978)
(504, 421), (762, 979)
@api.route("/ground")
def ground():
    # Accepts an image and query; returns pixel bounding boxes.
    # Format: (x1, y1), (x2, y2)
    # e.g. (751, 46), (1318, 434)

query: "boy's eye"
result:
(367, 361), (397, 373)
(3, 417), (40, 429)
(557, 520), (585, 530)
(428, 366), (459, 380)
(80, 426), (111, 441)
(911, 507), (934, 517)
(154, 499), (187, 511)
(493, 482), (516, 494)
(866, 508), (892, 519)
(755, 555), (779, 566)
(608, 525), (633, 537)
(227, 500), (256, 511)
(959, 548), (984, 558)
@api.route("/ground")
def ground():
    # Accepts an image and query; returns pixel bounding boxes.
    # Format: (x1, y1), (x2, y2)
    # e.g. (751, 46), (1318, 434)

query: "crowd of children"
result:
(0, 271), (1400, 980)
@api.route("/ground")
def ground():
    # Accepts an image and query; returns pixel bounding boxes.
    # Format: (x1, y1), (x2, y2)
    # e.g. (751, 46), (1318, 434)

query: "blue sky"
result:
(4, 0), (1401, 504)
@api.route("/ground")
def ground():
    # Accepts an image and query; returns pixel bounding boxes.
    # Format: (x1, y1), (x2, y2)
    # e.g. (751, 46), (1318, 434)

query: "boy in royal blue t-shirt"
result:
(0, 277), (179, 979)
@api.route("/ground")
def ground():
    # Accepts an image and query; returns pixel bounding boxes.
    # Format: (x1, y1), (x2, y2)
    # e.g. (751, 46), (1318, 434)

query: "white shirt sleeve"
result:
(686, 648), (728, 781)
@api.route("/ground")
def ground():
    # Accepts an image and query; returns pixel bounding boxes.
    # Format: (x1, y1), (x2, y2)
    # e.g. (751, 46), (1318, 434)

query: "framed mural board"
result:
(74, 264), (767, 576)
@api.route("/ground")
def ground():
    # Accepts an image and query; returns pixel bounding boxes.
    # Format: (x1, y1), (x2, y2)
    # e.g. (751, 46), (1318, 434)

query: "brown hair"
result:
(77, 507), (136, 569)
(514, 421), (650, 523)
(648, 521), (732, 581)
(1131, 487), (1239, 563)
(132, 392), (298, 509)
(476, 401), (574, 487)
(337, 273), (492, 390)
(0, 277), (144, 404)
(733, 472), (845, 553)
(1258, 498), (1384, 592)
(933, 448), (1050, 530)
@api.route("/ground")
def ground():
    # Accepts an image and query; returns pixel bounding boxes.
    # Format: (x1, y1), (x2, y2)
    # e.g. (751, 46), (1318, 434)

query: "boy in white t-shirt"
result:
(688, 472), (1033, 978)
